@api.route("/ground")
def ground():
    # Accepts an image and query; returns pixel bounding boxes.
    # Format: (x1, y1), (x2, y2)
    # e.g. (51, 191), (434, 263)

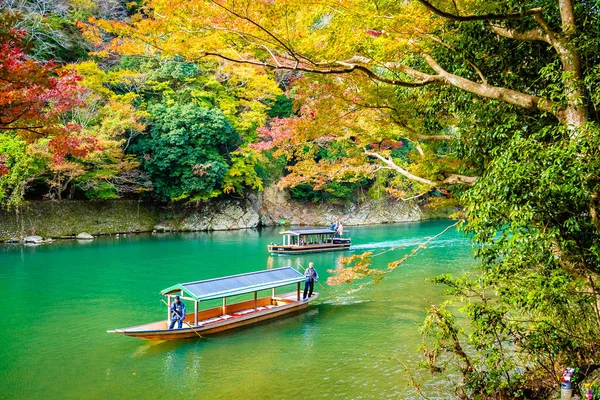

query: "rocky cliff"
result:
(0, 185), (430, 240)
(153, 185), (422, 231)
(0, 200), (159, 239)
(256, 185), (421, 226)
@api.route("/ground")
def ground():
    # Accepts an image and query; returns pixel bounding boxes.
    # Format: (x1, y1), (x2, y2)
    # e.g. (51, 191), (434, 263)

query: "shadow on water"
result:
(130, 338), (199, 358)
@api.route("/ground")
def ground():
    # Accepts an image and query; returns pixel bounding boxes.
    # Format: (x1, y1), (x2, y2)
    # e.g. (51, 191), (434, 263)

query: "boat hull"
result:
(108, 293), (318, 340)
(268, 241), (351, 254)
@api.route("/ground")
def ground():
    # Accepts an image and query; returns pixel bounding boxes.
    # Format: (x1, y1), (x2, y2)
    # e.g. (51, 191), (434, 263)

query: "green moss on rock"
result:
(0, 200), (160, 238)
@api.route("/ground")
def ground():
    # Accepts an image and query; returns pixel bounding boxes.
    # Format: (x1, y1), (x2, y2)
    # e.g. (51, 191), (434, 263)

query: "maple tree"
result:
(60, 60), (149, 200)
(1, 13), (80, 138)
(250, 74), (468, 200)
(0, 12), (100, 204)
(90, 0), (595, 174)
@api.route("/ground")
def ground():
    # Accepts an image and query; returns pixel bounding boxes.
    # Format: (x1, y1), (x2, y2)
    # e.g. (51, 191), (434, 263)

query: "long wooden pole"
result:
(161, 298), (203, 339)
(297, 264), (340, 305)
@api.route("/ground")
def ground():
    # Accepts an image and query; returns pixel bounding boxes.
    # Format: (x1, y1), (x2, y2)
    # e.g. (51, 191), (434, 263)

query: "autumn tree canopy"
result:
(0, 5), (284, 204)
(0, 12), (102, 203)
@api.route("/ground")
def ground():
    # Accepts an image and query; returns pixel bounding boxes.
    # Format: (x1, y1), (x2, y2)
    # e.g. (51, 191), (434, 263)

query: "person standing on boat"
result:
(336, 221), (343, 238)
(169, 295), (187, 329)
(303, 262), (319, 300)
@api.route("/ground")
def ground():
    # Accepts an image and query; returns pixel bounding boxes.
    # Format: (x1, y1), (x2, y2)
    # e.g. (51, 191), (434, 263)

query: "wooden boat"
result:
(267, 228), (351, 254)
(107, 267), (318, 340)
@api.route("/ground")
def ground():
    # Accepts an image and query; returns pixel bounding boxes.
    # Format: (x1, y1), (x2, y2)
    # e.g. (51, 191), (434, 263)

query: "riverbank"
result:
(0, 187), (454, 240)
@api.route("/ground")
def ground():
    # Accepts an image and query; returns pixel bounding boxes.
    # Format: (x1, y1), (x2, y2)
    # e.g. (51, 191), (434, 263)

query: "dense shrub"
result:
(131, 103), (238, 201)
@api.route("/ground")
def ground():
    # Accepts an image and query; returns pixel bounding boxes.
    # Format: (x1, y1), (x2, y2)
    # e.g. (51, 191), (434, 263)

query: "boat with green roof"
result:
(107, 267), (318, 340)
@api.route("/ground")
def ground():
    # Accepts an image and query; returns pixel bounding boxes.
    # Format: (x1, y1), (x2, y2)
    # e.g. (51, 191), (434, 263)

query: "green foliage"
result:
(421, 95), (600, 398)
(131, 103), (238, 201)
(222, 149), (264, 195)
(0, 135), (44, 207)
(288, 180), (368, 203)
(82, 181), (120, 200)
(266, 94), (294, 118)
(412, 0), (600, 391)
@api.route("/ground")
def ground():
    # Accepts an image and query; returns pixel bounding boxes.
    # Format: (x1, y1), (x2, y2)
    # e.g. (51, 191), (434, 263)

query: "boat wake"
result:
(320, 298), (373, 306)
(350, 237), (467, 252)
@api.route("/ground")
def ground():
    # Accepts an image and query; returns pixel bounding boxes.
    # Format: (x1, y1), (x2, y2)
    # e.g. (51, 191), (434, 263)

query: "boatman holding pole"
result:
(169, 295), (187, 329)
(303, 262), (319, 300)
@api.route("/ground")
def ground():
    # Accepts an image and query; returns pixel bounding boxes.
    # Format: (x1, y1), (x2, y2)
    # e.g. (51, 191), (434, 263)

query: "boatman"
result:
(336, 221), (344, 238)
(303, 262), (319, 300)
(169, 295), (187, 329)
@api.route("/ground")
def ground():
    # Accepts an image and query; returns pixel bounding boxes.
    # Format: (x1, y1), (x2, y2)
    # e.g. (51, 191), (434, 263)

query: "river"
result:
(0, 220), (473, 399)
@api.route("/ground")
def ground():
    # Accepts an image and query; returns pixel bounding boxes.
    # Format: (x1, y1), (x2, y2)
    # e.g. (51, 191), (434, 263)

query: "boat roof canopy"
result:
(160, 267), (305, 301)
(279, 228), (336, 235)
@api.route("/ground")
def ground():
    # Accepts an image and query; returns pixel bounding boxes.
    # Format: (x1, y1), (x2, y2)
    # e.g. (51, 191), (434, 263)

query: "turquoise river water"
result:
(0, 220), (473, 399)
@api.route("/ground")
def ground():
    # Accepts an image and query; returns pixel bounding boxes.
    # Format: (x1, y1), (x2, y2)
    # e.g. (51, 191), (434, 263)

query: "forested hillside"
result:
(0, 2), (281, 205)
(0, 0), (461, 210)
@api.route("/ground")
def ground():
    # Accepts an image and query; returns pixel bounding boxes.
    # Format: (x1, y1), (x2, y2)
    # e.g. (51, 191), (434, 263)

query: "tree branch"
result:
(421, 54), (562, 121)
(416, 0), (542, 22)
(201, 51), (442, 88)
(366, 149), (435, 185)
(486, 6), (585, 129)
(489, 24), (550, 44)
(364, 150), (477, 186)
(559, 0), (576, 36)
(0, 126), (44, 133)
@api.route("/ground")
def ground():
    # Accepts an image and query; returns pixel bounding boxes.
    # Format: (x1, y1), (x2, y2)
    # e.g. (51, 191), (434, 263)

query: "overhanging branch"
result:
(364, 150), (477, 186)
(201, 51), (441, 88)
(416, 0), (542, 22)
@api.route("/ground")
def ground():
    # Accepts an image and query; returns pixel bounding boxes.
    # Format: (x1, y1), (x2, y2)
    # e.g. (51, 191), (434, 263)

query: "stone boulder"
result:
(24, 235), (44, 243)
(23, 235), (53, 245)
(76, 232), (94, 240)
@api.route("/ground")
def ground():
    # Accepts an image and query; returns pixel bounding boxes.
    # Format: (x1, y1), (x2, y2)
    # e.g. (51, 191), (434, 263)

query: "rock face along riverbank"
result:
(0, 186), (437, 240)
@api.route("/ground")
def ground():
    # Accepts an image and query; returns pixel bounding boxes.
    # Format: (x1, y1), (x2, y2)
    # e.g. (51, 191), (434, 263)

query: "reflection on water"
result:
(0, 220), (472, 399)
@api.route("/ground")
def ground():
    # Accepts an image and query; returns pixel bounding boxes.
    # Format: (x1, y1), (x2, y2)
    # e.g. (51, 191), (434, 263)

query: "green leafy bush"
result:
(131, 103), (238, 201)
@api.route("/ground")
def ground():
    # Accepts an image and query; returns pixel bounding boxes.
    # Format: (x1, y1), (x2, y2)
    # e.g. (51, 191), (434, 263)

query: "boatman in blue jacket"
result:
(303, 262), (318, 300)
(169, 295), (186, 329)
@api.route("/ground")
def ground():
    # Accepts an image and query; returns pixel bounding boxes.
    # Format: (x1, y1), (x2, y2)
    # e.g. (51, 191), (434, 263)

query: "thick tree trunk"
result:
(555, 44), (586, 130)
(537, 2), (585, 129)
